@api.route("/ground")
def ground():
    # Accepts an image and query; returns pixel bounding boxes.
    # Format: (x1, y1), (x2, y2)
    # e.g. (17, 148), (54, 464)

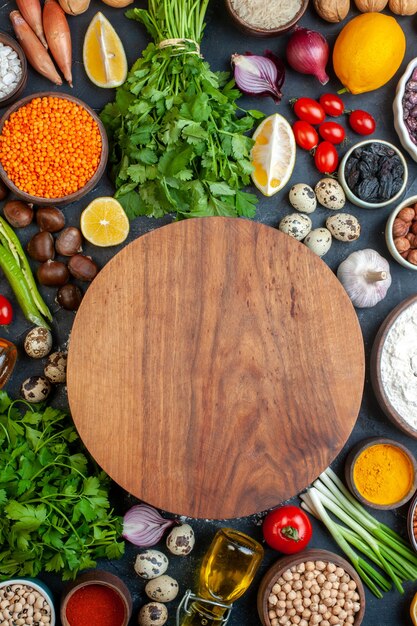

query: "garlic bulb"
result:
(337, 249), (392, 308)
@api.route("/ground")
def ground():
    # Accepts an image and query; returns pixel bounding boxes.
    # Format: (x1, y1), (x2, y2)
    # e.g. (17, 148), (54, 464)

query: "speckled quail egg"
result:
(288, 184), (317, 213)
(134, 550), (169, 580)
(138, 602), (168, 626)
(24, 327), (53, 359)
(304, 228), (332, 257)
(166, 524), (195, 556)
(279, 213), (312, 241)
(326, 213), (361, 242)
(44, 351), (67, 384)
(315, 178), (346, 210)
(20, 376), (52, 403)
(145, 575), (179, 602)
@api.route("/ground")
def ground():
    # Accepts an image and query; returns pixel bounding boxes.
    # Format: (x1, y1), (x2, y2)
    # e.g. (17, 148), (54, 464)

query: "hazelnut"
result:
(411, 221), (417, 236)
(394, 237), (411, 253)
(397, 206), (415, 222)
(406, 233), (417, 248)
(407, 249), (417, 265)
(401, 250), (410, 260)
(392, 218), (409, 237)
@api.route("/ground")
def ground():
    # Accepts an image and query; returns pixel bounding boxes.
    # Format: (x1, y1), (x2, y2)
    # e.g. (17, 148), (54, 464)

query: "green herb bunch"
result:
(0, 393), (124, 580)
(101, 0), (263, 220)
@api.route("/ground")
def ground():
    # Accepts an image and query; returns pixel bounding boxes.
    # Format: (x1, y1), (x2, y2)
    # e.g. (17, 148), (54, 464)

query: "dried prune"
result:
(379, 173), (393, 200)
(356, 177), (379, 200)
(347, 168), (360, 189)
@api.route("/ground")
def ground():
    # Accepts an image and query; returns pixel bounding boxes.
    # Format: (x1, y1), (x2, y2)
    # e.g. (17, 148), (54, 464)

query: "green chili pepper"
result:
(0, 217), (52, 323)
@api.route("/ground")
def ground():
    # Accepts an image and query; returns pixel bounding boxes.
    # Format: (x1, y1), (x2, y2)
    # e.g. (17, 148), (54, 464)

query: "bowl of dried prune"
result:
(386, 195), (417, 270)
(339, 140), (408, 209)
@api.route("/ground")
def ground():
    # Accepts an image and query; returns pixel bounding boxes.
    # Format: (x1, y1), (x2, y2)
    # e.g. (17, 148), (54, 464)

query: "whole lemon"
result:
(333, 13), (406, 94)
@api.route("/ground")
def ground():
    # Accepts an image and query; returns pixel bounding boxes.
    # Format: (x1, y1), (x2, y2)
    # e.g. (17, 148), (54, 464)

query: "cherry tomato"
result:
(0, 295), (13, 325)
(348, 110), (376, 136)
(293, 121), (319, 151)
(263, 505), (312, 554)
(319, 93), (345, 117)
(318, 121), (346, 145)
(314, 141), (339, 174)
(293, 98), (325, 125)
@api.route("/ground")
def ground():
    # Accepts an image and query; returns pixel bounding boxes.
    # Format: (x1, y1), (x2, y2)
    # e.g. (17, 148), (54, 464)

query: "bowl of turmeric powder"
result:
(345, 437), (417, 510)
(0, 92), (108, 206)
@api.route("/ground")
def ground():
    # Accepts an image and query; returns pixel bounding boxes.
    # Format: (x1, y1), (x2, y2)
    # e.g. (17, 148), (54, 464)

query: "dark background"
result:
(1, 0), (417, 624)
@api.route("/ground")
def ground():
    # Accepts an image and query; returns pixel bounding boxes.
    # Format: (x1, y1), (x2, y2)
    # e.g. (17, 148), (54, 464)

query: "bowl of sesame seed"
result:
(0, 92), (108, 206)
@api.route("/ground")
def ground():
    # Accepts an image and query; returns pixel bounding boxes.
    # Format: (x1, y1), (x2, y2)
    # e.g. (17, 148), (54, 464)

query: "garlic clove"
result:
(337, 248), (392, 308)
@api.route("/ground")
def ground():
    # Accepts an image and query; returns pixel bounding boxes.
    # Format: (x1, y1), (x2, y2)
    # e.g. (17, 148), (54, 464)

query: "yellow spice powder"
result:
(353, 443), (414, 505)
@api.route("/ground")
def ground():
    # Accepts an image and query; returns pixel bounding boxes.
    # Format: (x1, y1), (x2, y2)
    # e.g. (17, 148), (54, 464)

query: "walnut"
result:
(407, 249), (417, 264)
(389, 0), (417, 14)
(392, 218), (409, 237)
(411, 220), (417, 235)
(397, 206), (415, 222)
(355, 0), (388, 9)
(394, 236), (411, 253)
(313, 0), (350, 22)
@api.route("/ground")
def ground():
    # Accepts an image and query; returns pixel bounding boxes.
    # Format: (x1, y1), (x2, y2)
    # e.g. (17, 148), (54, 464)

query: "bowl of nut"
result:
(386, 195), (417, 269)
(338, 140), (407, 209)
(257, 549), (365, 626)
(0, 578), (56, 626)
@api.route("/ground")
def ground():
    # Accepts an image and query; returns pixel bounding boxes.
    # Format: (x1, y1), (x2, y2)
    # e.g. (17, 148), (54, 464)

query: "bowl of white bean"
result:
(0, 578), (56, 625)
(257, 549), (365, 626)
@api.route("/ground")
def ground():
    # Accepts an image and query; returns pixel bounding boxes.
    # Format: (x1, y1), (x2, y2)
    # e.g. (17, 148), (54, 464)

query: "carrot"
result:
(9, 11), (63, 86)
(43, 0), (73, 87)
(16, 0), (47, 48)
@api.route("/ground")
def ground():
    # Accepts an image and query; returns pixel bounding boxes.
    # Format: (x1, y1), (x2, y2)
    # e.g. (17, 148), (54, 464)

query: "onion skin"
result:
(10, 11), (63, 86)
(43, 0), (73, 87)
(16, 0), (47, 48)
(286, 27), (330, 85)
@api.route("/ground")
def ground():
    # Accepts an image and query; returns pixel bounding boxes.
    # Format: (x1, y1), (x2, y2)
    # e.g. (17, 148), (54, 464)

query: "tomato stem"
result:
(281, 525), (300, 542)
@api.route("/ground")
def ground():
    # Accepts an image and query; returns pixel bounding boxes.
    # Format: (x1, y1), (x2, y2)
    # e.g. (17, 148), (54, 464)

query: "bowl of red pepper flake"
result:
(60, 570), (132, 626)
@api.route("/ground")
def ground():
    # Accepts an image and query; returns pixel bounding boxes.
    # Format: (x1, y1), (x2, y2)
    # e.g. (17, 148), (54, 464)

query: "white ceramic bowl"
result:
(385, 194), (417, 271)
(393, 57), (417, 163)
(338, 139), (408, 209)
(0, 578), (56, 625)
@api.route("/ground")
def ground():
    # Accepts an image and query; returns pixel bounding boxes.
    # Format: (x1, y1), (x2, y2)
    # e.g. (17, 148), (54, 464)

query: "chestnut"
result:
(37, 260), (69, 287)
(0, 180), (8, 201)
(27, 232), (55, 262)
(68, 254), (98, 282)
(36, 207), (66, 233)
(55, 227), (83, 256)
(56, 283), (83, 311)
(3, 200), (33, 228)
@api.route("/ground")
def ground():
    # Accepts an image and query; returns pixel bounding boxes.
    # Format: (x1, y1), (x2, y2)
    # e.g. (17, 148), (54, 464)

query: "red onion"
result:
(231, 51), (285, 103)
(286, 27), (329, 85)
(123, 504), (175, 547)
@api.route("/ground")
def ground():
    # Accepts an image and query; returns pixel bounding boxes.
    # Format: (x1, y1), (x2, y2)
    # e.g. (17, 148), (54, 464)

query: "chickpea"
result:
(316, 561), (326, 571)
(347, 580), (357, 591)
(271, 619), (279, 626)
(283, 584), (292, 594)
(283, 572), (293, 582)
(293, 581), (302, 591)
(288, 590), (297, 601)
(305, 562), (315, 571)
(269, 594), (278, 606)
(335, 568), (345, 578)
(278, 592), (286, 601)
(269, 610), (277, 619)
(272, 584), (281, 594)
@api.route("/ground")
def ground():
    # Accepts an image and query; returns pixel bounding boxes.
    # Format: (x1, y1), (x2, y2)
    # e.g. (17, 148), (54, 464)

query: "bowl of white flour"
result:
(371, 294), (417, 438)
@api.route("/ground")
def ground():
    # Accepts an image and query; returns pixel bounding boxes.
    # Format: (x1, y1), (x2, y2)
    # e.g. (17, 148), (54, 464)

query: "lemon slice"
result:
(411, 591), (417, 626)
(80, 197), (130, 247)
(251, 113), (296, 197)
(83, 12), (128, 88)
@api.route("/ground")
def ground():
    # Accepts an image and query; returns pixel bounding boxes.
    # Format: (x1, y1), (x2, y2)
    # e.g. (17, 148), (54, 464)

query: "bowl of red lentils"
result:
(257, 549), (365, 626)
(0, 92), (108, 206)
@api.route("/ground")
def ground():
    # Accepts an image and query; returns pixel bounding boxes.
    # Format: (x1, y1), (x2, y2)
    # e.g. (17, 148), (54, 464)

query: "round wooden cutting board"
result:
(67, 217), (364, 519)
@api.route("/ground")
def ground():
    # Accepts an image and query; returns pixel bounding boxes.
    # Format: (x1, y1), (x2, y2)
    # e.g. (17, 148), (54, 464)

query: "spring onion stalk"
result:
(301, 468), (417, 598)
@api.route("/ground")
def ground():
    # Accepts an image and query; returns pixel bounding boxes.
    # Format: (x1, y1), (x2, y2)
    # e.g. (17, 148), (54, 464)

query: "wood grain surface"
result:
(67, 217), (365, 519)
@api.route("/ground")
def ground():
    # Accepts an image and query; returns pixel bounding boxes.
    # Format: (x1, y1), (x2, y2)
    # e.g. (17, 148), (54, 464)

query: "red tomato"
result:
(318, 121), (346, 145)
(263, 505), (312, 554)
(0, 295), (13, 325)
(293, 98), (325, 125)
(319, 93), (345, 117)
(314, 141), (339, 174)
(293, 121), (319, 151)
(349, 110), (376, 136)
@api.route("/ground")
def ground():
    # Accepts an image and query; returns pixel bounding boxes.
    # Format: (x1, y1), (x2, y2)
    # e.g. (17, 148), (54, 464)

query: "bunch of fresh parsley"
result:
(100, 1), (263, 220)
(0, 392), (124, 580)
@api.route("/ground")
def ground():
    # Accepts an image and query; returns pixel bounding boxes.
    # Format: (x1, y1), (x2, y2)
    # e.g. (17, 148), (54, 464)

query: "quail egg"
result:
(166, 524), (195, 556)
(315, 178), (346, 210)
(326, 213), (361, 242)
(288, 184), (317, 213)
(20, 376), (51, 403)
(134, 550), (169, 580)
(138, 602), (168, 626)
(279, 213), (312, 241)
(24, 327), (53, 359)
(44, 351), (67, 384)
(145, 575), (179, 602)
(304, 228), (332, 257)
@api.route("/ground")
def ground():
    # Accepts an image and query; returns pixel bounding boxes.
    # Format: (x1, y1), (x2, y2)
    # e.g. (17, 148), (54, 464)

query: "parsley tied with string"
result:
(0, 392), (124, 580)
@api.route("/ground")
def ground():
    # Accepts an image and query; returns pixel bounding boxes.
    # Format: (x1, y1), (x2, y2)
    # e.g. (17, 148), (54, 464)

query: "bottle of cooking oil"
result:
(0, 338), (17, 388)
(179, 528), (263, 626)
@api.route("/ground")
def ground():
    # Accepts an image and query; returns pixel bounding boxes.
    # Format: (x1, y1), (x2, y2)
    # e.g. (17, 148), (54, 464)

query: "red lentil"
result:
(0, 96), (102, 199)
(65, 584), (125, 626)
